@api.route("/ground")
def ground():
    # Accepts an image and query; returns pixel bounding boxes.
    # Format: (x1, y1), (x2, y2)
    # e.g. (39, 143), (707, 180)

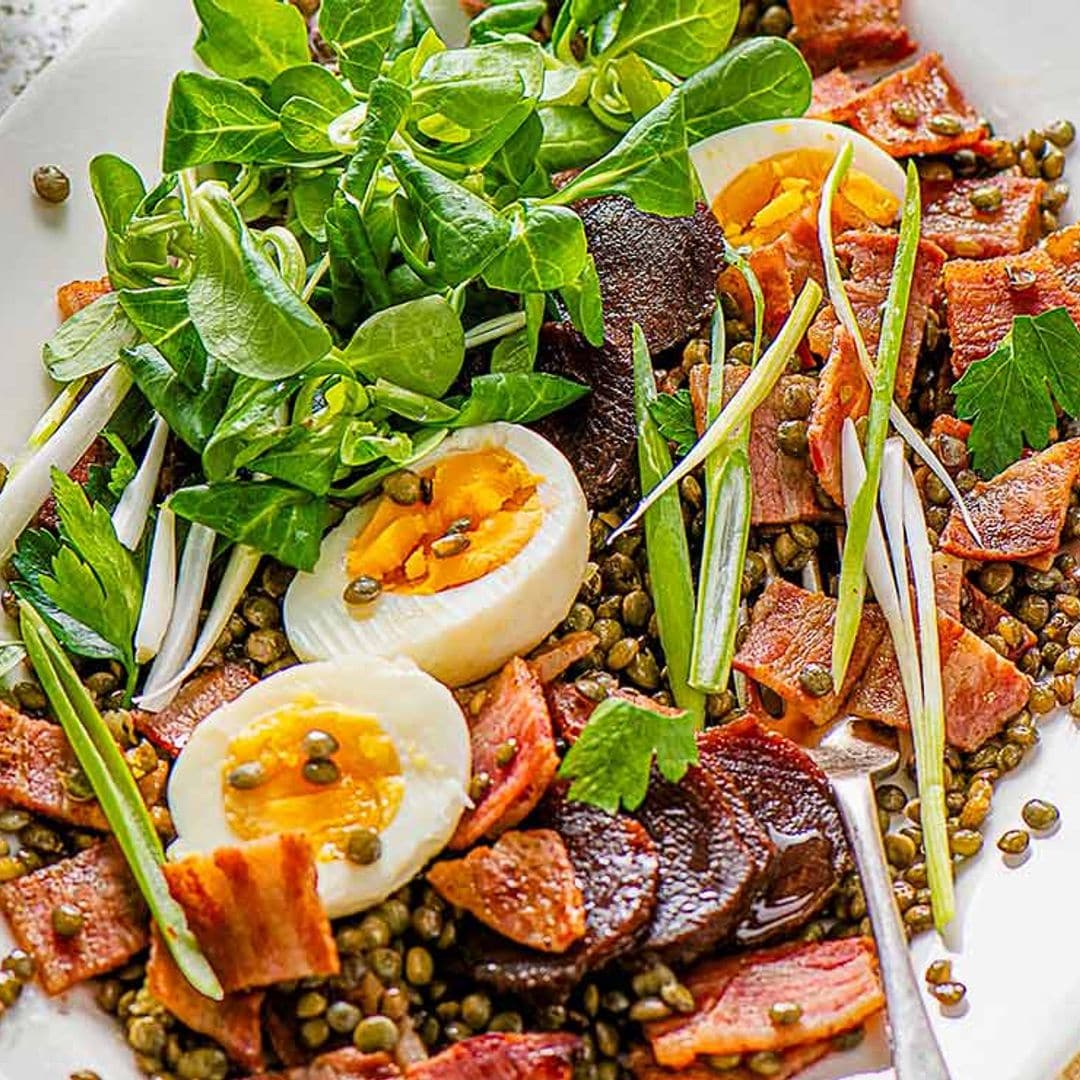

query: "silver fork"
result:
(808, 719), (952, 1080)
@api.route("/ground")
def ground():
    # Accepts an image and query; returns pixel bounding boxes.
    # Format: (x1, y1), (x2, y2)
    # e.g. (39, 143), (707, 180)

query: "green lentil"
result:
(1043, 148), (1067, 181)
(326, 1000), (361, 1034)
(345, 828), (382, 865)
(176, 1048), (228, 1080)
(746, 1051), (783, 1076)
(929, 113), (963, 136)
(51, 904), (84, 938)
(127, 1016), (166, 1055)
(383, 471), (422, 505)
(950, 829), (983, 858)
(412, 905), (443, 941)
(33, 165), (71, 203)
(2, 950), (33, 981)
(1046, 119), (1076, 147)
(776, 420), (808, 457)
(405, 946), (434, 986)
(369, 947), (402, 982)
(488, 1011), (524, 1033)
(359, 913), (392, 949)
(832, 1027), (865, 1051)
(884, 832), (917, 868)
(303, 758), (340, 785)
(295, 991), (327, 1019)
(1021, 798), (1059, 830)
(890, 100), (919, 127)
(930, 981), (967, 1007)
(606, 637), (640, 671)
(660, 981), (696, 1013)
(768, 1001), (803, 1026)
(625, 649), (661, 690)
(628, 996), (672, 1022)
(998, 829), (1031, 855)
(876, 784), (907, 812)
(380, 986), (410, 1020)
(797, 662), (832, 698)
(344, 576), (382, 605)
(925, 959), (952, 985)
(622, 589), (653, 628)
(758, 4), (791, 35)
(246, 628), (287, 665)
(968, 185), (1004, 212)
(300, 1019), (330, 1049)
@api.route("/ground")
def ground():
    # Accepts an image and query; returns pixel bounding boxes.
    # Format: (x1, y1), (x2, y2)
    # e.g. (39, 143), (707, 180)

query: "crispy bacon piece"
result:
(922, 175), (1044, 260)
(944, 249), (1080, 376)
(940, 439), (1080, 562)
(406, 1033), (579, 1079)
(164, 833), (338, 993)
(546, 682), (595, 746)
(450, 658), (558, 849)
(689, 365), (833, 526)
(529, 632), (599, 685)
(845, 611), (1031, 750)
(644, 938), (884, 1068)
(931, 415), (972, 446)
(788, 0), (915, 75)
(698, 719), (850, 945)
(0, 706), (165, 829)
(734, 580), (886, 726)
(627, 1042), (831, 1080)
(250, 1049), (403, 1079)
(842, 53), (987, 158)
(778, 209), (827, 294)
(1045, 223), (1080, 293)
(807, 68), (865, 121)
(147, 930), (264, 1069)
(133, 663), (257, 756)
(0, 841), (147, 995)
(932, 552), (964, 620)
(429, 829), (586, 953)
(57, 276), (111, 320)
(718, 243), (795, 343)
(32, 437), (110, 531)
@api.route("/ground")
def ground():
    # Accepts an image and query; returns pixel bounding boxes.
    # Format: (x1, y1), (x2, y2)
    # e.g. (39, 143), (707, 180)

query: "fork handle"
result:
(832, 774), (952, 1080)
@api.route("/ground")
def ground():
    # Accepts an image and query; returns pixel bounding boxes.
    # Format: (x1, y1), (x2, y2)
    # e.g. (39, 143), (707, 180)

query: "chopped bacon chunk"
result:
(1045, 223), (1080, 293)
(777, 209), (827, 294)
(0, 841), (147, 995)
(845, 612), (1031, 749)
(529, 632), (599, 685)
(734, 580), (886, 726)
(644, 938), (884, 1068)
(429, 829), (586, 953)
(944, 250), (1080, 376)
(788, 0), (914, 75)
(0, 706), (165, 829)
(164, 834), (338, 993)
(940, 439), (1080, 562)
(932, 552), (964, 620)
(546, 683), (595, 745)
(627, 1041), (831, 1080)
(807, 68), (865, 121)
(922, 175), (1044, 260)
(250, 1049), (403, 1079)
(405, 1033), (579, 1080)
(147, 930), (264, 1070)
(134, 663), (257, 756)
(843, 53), (987, 158)
(689, 366), (833, 526)
(450, 658), (558, 849)
(718, 243), (795, 343)
(57, 276), (111, 320)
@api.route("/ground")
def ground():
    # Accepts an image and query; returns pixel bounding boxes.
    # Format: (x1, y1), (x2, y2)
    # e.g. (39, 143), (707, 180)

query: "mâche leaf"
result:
(558, 695), (698, 814)
(482, 202), (589, 293)
(342, 77), (411, 204)
(42, 293), (139, 382)
(559, 254), (605, 347)
(469, 0), (547, 41)
(279, 96), (342, 155)
(318, 0), (402, 93)
(201, 376), (296, 482)
(193, 0), (310, 84)
(266, 62), (357, 113)
(605, 0), (739, 78)
(118, 286), (207, 389)
(447, 372), (589, 427)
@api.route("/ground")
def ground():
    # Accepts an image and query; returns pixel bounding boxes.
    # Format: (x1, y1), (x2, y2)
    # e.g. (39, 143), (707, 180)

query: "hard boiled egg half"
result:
(284, 422), (590, 687)
(168, 655), (470, 918)
(690, 118), (906, 248)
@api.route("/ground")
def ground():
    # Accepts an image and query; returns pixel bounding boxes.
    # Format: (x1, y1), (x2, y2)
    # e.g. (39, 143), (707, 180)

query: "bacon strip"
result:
(718, 244), (795, 343)
(842, 53), (987, 158)
(644, 938), (884, 1068)
(147, 929), (264, 1069)
(405, 1033), (579, 1079)
(0, 841), (147, 995)
(451, 658), (558, 849)
(134, 663), (258, 756)
(733, 580), (886, 726)
(529, 632), (599, 685)
(944, 250), (1080, 376)
(164, 834), (338, 993)
(57, 276), (111, 320)
(429, 829), (586, 953)
(788, 0), (915, 75)
(807, 68), (865, 122)
(0, 705), (165, 829)
(932, 552), (964, 621)
(250, 1049), (403, 1079)
(922, 175), (1045, 260)
(1045, 223), (1080, 293)
(627, 1042), (831, 1080)
(940, 439), (1080, 561)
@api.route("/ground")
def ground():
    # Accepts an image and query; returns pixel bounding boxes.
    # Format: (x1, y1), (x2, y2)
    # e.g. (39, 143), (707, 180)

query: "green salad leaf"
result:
(318, 0), (401, 93)
(605, 0), (739, 78)
(448, 372), (589, 427)
(482, 203), (589, 293)
(648, 389), (697, 457)
(193, 0), (310, 84)
(118, 286), (207, 389)
(42, 293), (139, 382)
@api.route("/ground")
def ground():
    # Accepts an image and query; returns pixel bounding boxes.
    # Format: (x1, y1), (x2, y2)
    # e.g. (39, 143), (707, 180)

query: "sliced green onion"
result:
(464, 311), (528, 350)
(134, 507), (177, 664)
(113, 414), (169, 551)
(902, 461), (954, 931)
(722, 240), (764, 368)
(631, 323), (705, 726)
(880, 439), (915, 635)
(19, 377), (87, 459)
(830, 158), (920, 686)
(19, 602), (222, 999)
(610, 279), (822, 543)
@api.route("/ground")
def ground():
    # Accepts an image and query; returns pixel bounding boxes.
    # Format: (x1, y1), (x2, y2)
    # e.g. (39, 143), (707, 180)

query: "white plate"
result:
(0, 3), (1078, 1078)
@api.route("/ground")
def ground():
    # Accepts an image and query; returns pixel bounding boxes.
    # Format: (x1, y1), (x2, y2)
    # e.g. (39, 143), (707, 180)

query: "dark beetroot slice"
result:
(697, 718), (850, 946)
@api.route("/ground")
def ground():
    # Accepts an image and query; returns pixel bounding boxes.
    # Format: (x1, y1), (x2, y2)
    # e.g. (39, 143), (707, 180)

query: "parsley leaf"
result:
(953, 307), (1080, 477)
(648, 389), (697, 457)
(557, 696), (699, 814)
(12, 470), (143, 694)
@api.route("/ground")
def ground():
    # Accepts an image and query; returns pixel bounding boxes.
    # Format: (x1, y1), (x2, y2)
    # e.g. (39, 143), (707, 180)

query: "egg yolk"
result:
(714, 147), (900, 248)
(346, 448), (543, 595)
(223, 696), (404, 862)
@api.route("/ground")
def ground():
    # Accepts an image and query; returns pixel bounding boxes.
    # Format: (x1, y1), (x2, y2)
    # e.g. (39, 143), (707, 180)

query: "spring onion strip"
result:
(830, 158), (920, 686)
(463, 311), (528, 350)
(902, 461), (954, 930)
(611, 279), (822, 543)
(138, 523), (216, 712)
(0, 365), (133, 559)
(632, 324), (705, 726)
(19, 602), (222, 999)
(113, 414), (169, 551)
(17, 376), (88, 464)
(722, 240), (764, 367)
(143, 543), (261, 701)
(880, 439), (916, 636)
(818, 144), (982, 547)
(134, 507), (177, 664)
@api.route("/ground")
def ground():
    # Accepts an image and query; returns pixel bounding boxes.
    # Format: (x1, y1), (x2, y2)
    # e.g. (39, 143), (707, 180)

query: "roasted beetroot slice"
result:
(249, 1049), (403, 1079)
(697, 719), (849, 946)
(645, 938), (883, 1068)
(574, 196), (724, 354)
(451, 658), (559, 849)
(534, 322), (636, 507)
(635, 766), (765, 966)
(133, 662), (257, 757)
(789, 0), (915, 75)
(405, 1033), (579, 1080)
(922, 174), (1044, 259)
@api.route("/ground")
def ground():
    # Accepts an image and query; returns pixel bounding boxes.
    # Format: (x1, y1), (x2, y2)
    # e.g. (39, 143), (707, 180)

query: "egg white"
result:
(283, 422), (590, 687)
(167, 655), (471, 919)
(689, 117), (906, 210)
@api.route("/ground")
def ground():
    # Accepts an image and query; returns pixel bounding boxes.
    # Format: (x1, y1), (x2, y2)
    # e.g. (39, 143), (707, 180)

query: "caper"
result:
(903, 904), (933, 932)
(773, 531), (801, 569)
(928, 113), (963, 136)
(768, 1001), (803, 1026)
(776, 419), (808, 457)
(925, 959), (952, 985)
(1029, 684), (1057, 715)
(405, 946), (434, 986)
(950, 829), (983, 858)
(1025, 128), (1048, 156)
(1043, 208), (1060, 234)
(1022, 798), (1060, 831)
(299, 1018), (330, 1049)
(660, 981), (695, 1014)
(876, 784), (907, 813)
(890, 100), (919, 127)
(632, 965), (675, 997)
(301, 729), (339, 759)
(746, 1051), (783, 1076)
(51, 904), (84, 938)
(176, 1048), (229, 1080)
(884, 832), (917, 868)
(622, 589), (652, 629)
(354, 1014), (400, 1053)
(431, 533), (470, 559)
(380, 986), (409, 1020)
(33, 165), (71, 204)
(227, 761), (267, 790)
(494, 738), (518, 767)
(625, 649), (661, 690)
(325, 1000), (361, 1034)
(1046, 119), (1076, 147)
(1019, 148), (1041, 178)
(345, 828), (382, 865)
(628, 996), (672, 1022)
(245, 628), (287, 665)
(968, 184), (1003, 213)
(344, 576), (382, 605)
(1018, 593), (1051, 630)
(488, 1010), (524, 1033)
(0, 971), (20, 1008)
(797, 662), (833, 698)
(998, 829), (1030, 855)
(780, 381), (814, 420)
(930, 981), (967, 1007)
(468, 771), (492, 802)
(302, 758), (340, 785)
(2, 949), (33, 982)
(606, 637), (639, 672)
(757, 4), (791, 35)
(383, 470), (422, 506)
(13, 682), (46, 713)
(458, 992), (491, 1030)
(1045, 180), (1071, 213)
(833, 1027), (866, 1051)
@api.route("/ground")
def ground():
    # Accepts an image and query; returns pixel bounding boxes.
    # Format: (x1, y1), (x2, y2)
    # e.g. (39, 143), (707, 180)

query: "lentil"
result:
(925, 959), (952, 985)
(326, 1000), (361, 1034)
(1022, 798), (1060, 830)
(33, 165), (71, 203)
(929, 113), (963, 136)
(176, 1048), (228, 1080)
(301, 729), (339, 759)
(746, 1051), (783, 1076)
(930, 982), (967, 1007)
(344, 576), (382, 605)
(300, 1018), (330, 1049)
(51, 904), (84, 938)
(1046, 119), (1076, 147)
(227, 760), (268, 790)
(768, 1001), (803, 1026)
(890, 100), (919, 127)
(302, 758), (340, 785)
(998, 829), (1030, 855)
(797, 662), (832, 697)
(968, 185), (1003, 213)
(383, 471), (422, 505)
